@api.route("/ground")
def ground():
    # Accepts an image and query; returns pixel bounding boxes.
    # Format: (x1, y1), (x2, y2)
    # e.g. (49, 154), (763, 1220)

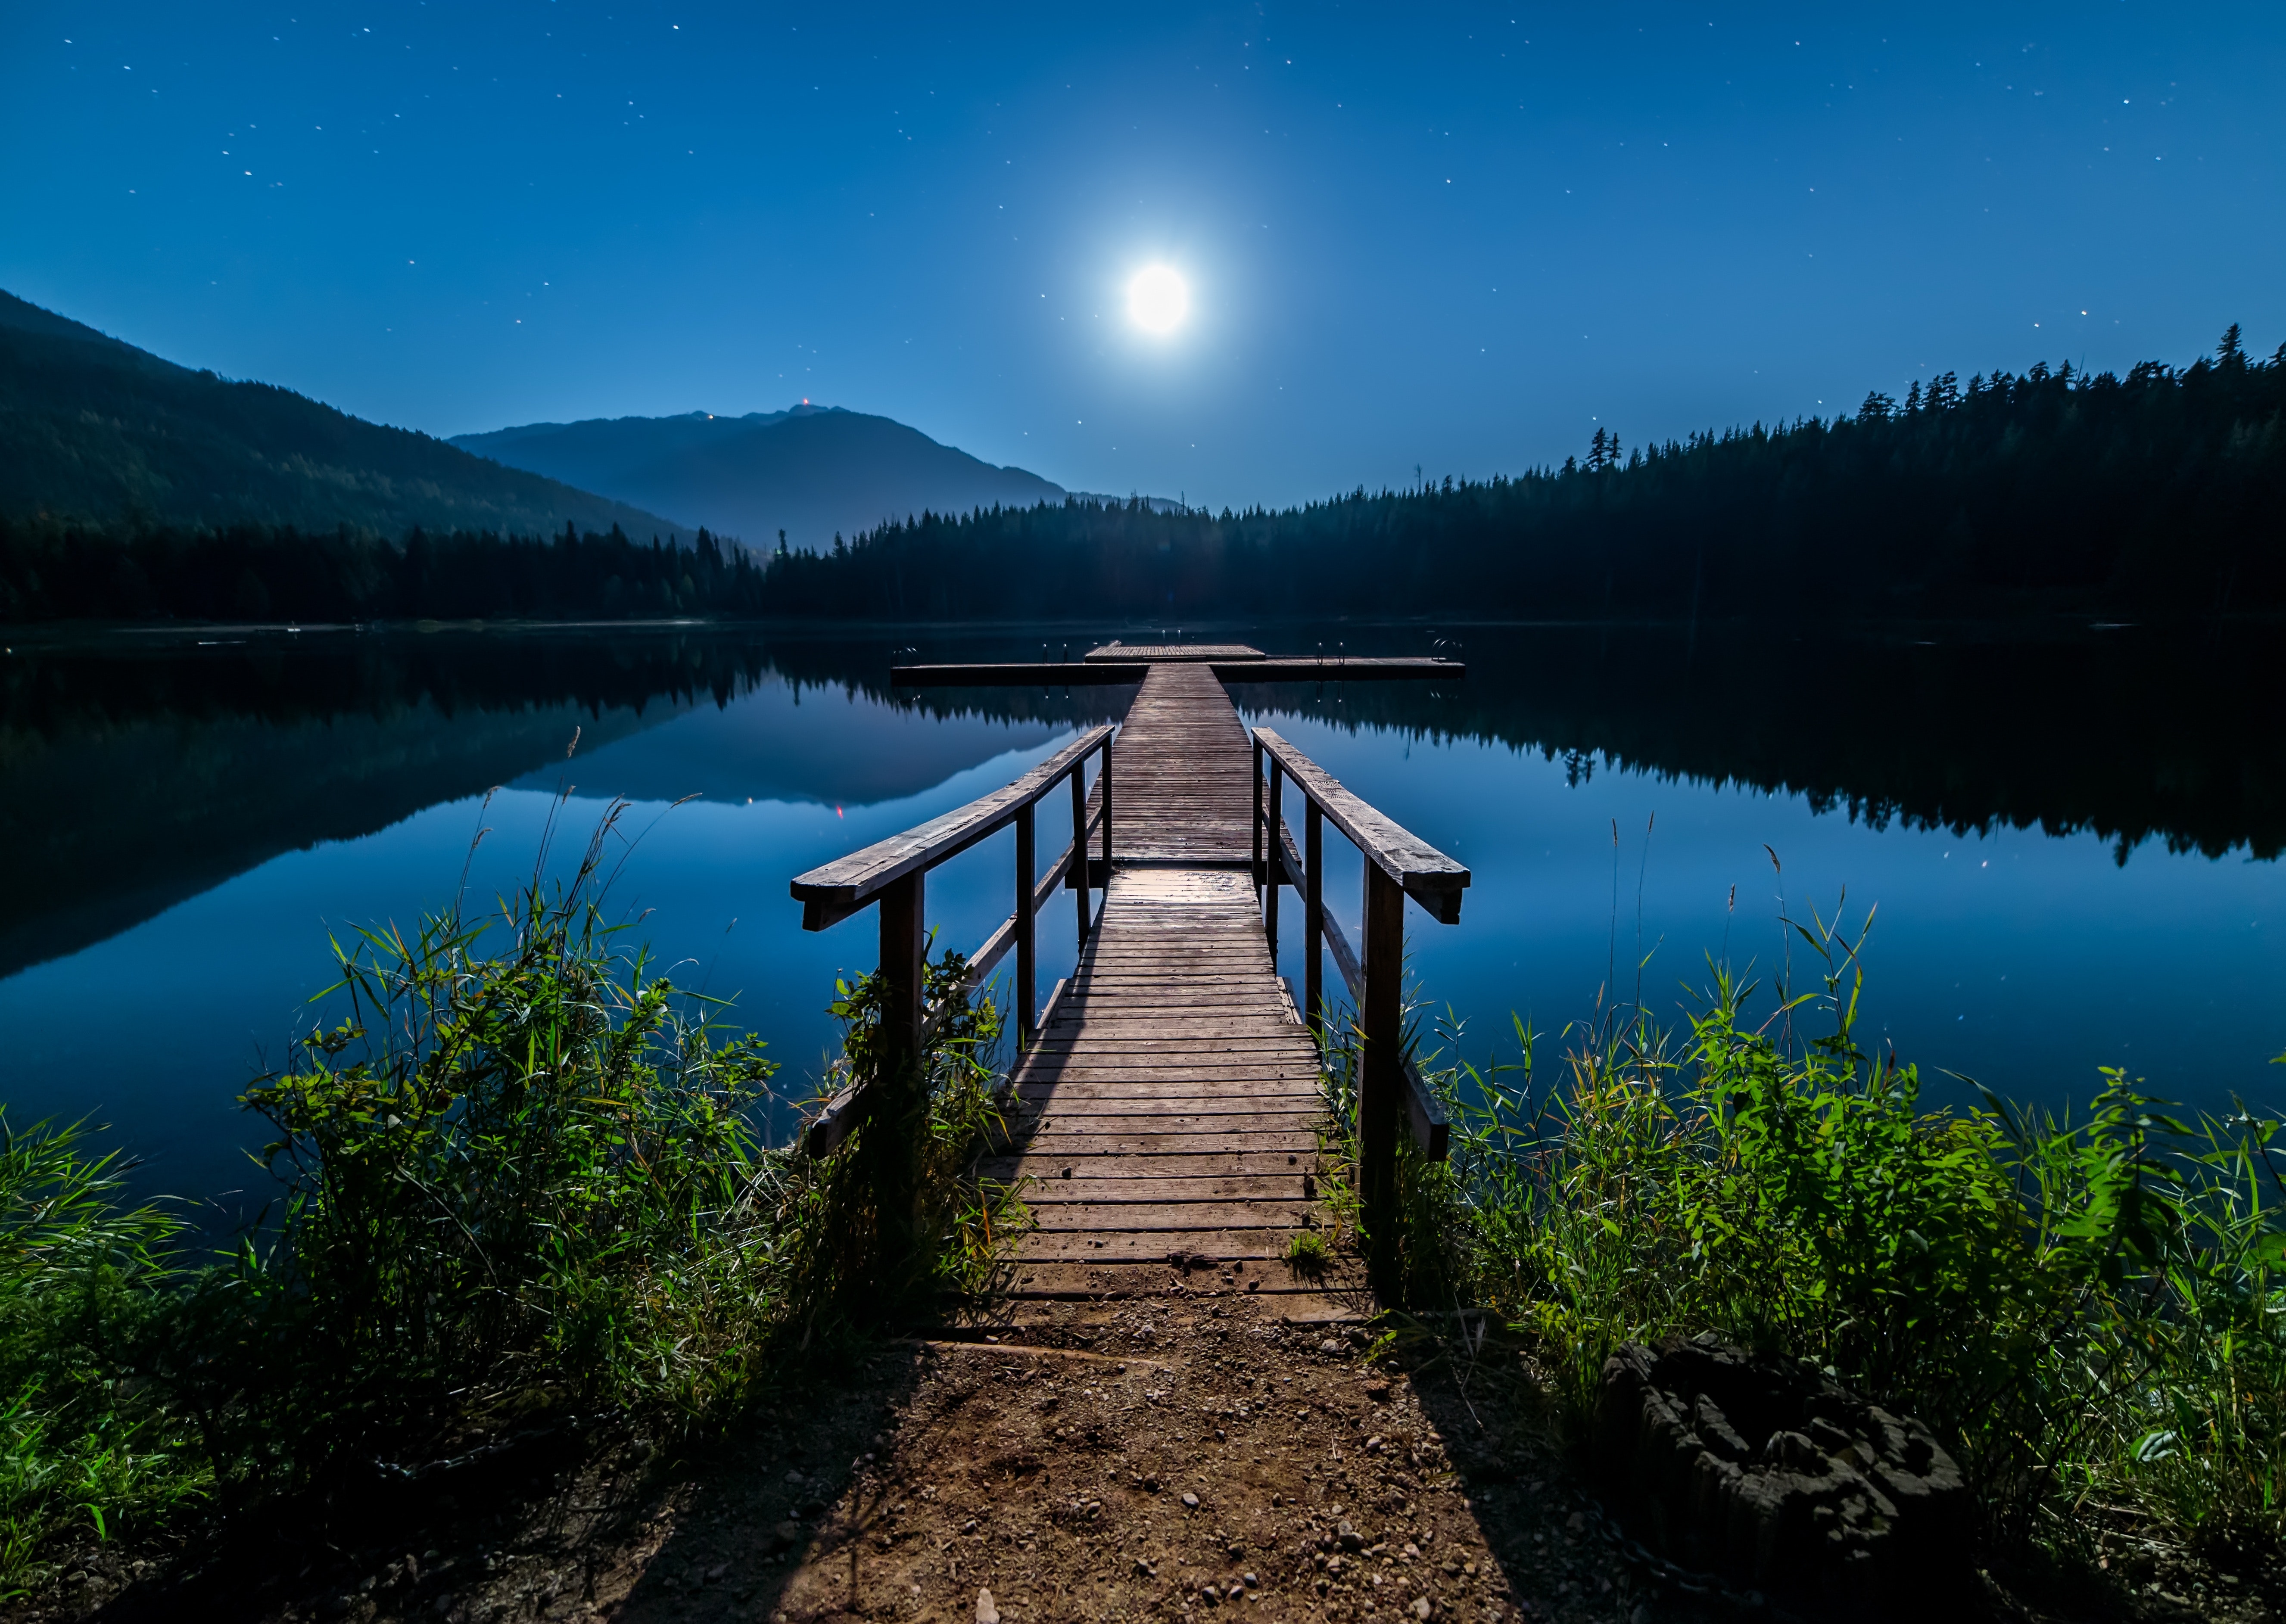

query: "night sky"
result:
(6, 3), (2281, 508)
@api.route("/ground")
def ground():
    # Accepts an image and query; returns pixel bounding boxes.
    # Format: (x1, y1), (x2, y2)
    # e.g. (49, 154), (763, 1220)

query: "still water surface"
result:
(2, 619), (2280, 1215)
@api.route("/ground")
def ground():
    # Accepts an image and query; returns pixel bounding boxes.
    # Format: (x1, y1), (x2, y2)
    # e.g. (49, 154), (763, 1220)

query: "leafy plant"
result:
(1370, 898), (2286, 1567)
(0, 1117), (205, 1594)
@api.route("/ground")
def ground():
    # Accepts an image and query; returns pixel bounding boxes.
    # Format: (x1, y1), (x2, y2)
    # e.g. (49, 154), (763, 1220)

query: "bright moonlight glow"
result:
(1127, 265), (1190, 334)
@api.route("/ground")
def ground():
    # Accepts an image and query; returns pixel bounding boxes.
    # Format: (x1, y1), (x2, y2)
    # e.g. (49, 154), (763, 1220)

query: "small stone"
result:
(786, 1469), (805, 1484)
(1411, 1599), (1433, 1620)
(1243, 1573), (1258, 1588)
(1182, 1492), (1201, 1509)
(1320, 1339), (1343, 1355)
(976, 1586), (1002, 1624)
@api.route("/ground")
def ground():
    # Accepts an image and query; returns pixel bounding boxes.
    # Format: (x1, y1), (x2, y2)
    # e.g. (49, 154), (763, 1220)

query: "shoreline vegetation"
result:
(1370, 911), (2286, 1594)
(1, 819), (2279, 1614)
(6, 328), (2284, 626)
(0, 801), (1022, 1600)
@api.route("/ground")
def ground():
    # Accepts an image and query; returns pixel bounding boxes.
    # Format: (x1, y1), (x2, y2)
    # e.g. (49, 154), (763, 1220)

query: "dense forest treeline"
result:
(0, 517), (766, 622)
(762, 327), (2286, 619)
(6, 329), (2282, 623)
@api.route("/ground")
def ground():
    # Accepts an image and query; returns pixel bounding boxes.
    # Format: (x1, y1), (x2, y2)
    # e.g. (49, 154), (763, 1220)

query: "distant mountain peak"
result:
(451, 406), (1072, 548)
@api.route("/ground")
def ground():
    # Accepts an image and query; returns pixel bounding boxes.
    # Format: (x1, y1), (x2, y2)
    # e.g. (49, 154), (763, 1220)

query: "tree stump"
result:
(1594, 1333), (1969, 1620)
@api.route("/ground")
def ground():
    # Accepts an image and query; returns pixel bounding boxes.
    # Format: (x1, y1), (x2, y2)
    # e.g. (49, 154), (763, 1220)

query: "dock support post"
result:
(1305, 801), (1324, 1042)
(1015, 804), (1037, 1045)
(1072, 761), (1090, 947)
(1265, 762), (1283, 957)
(1361, 863), (1405, 1296)
(1100, 733), (1114, 879)
(1252, 737), (1264, 894)
(871, 869), (927, 1266)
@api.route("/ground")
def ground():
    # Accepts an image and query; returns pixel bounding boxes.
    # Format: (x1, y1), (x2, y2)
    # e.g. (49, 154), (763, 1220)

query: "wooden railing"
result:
(1252, 729), (1469, 1276)
(790, 724), (1115, 1159)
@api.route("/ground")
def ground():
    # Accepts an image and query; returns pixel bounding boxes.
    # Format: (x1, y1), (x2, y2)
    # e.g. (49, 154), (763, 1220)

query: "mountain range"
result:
(0, 288), (1175, 556)
(451, 407), (1072, 548)
(0, 291), (682, 540)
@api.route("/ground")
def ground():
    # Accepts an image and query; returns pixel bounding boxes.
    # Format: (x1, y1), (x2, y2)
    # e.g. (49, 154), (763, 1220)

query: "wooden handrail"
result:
(1253, 728), (1469, 923)
(1252, 729), (1465, 1283)
(1271, 812), (1450, 1160)
(790, 724), (1115, 929)
(791, 725), (1115, 1164)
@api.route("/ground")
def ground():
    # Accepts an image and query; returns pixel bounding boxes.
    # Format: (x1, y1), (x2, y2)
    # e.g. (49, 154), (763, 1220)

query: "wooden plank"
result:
(996, 1261), (1362, 1298)
(982, 1151), (1312, 1180)
(1026, 1200), (1316, 1231)
(1084, 643), (1264, 662)
(1006, 1130), (1320, 1156)
(1018, 1175), (1309, 1201)
(1017, 1229), (1325, 1262)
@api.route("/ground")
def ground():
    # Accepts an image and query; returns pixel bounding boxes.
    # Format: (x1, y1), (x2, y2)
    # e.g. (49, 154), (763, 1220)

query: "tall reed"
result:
(1333, 903), (2286, 1568)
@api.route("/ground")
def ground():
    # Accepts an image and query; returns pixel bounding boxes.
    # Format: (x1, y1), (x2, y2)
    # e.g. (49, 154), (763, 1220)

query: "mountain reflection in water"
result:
(0, 617), (2278, 1207)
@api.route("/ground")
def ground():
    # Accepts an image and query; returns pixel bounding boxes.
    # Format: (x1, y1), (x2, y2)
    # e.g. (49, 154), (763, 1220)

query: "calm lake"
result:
(3, 618), (2282, 1217)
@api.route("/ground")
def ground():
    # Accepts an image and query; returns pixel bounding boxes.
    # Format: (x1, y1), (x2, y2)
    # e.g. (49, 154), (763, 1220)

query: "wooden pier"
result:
(790, 642), (1468, 1305)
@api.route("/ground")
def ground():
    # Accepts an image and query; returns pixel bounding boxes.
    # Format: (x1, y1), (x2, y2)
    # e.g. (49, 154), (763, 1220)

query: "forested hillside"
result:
(761, 328), (2286, 621)
(0, 291), (682, 540)
(8, 327), (2280, 624)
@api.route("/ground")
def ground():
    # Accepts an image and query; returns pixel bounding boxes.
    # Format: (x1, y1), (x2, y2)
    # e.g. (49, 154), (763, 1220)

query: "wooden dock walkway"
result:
(790, 643), (1468, 1311)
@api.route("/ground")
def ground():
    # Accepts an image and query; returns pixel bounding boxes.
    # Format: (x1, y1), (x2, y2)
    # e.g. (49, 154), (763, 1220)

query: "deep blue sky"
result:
(6, 3), (2282, 508)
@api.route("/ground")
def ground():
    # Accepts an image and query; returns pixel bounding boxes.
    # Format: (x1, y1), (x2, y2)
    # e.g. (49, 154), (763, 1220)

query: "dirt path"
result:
(478, 1303), (1656, 1624)
(63, 1294), (1690, 1624)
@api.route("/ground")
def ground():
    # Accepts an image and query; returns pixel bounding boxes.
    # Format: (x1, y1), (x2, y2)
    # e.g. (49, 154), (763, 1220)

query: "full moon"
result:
(1127, 265), (1190, 334)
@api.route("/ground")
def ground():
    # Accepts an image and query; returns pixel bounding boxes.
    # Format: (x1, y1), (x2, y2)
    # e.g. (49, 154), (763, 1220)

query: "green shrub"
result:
(237, 802), (784, 1461)
(0, 802), (1025, 1586)
(1370, 904), (2286, 1564)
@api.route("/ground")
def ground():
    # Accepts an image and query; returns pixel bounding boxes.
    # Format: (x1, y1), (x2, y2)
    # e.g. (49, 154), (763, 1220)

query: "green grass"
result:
(1323, 901), (2286, 1575)
(0, 798), (1023, 1592)
(1284, 1230), (1333, 1278)
(0, 1117), (209, 1595)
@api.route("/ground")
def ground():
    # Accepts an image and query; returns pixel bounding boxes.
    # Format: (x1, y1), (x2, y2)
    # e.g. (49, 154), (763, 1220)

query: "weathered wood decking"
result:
(1088, 663), (1255, 868)
(987, 666), (1361, 1302)
(984, 866), (1355, 1301)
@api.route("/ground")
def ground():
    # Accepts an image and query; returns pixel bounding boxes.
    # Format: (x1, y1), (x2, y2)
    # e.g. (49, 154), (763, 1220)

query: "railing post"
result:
(1305, 800), (1324, 1042)
(1071, 759), (1090, 948)
(1361, 862), (1405, 1295)
(1100, 734), (1113, 878)
(1015, 803), (1037, 1045)
(1265, 760), (1283, 957)
(1252, 736), (1264, 894)
(871, 868), (927, 1262)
